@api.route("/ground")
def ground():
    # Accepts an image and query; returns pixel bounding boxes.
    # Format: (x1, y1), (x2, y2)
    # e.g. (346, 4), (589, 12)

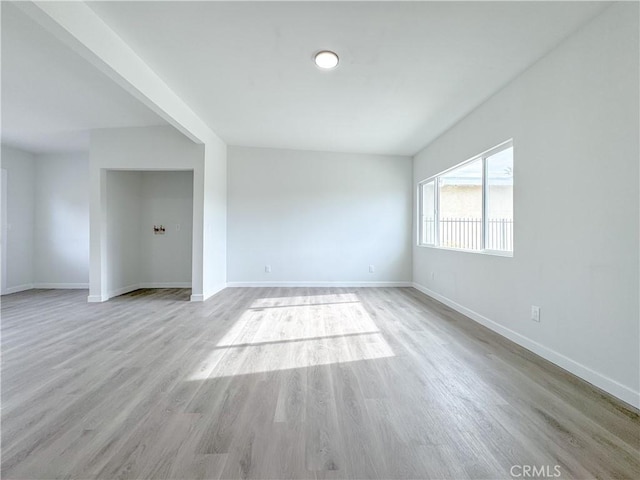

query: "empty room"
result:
(1, 1), (638, 479)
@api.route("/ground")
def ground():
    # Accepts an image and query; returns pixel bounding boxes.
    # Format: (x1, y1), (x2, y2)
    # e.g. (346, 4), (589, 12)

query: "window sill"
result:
(416, 244), (513, 258)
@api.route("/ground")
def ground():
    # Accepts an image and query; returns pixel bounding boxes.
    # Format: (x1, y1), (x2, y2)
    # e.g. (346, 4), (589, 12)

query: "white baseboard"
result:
(192, 281), (411, 299)
(2, 283), (34, 295)
(33, 283), (89, 289)
(87, 294), (107, 303)
(191, 283), (227, 302)
(138, 282), (191, 289)
(412, 282), (640, 409)
(226, 281), (413, 288)
(3, 283), (89, 295)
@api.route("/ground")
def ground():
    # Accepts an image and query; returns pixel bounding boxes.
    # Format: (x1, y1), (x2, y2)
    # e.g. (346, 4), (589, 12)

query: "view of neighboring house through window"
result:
(418, 140), (513, 254)
(485, 145), (514, 251)
(438, 158), (483, 250)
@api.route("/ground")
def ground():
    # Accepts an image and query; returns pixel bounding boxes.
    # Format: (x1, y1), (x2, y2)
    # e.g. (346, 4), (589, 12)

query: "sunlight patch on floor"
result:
(189, 293), (394, 380)
(249, 292), (360, 309)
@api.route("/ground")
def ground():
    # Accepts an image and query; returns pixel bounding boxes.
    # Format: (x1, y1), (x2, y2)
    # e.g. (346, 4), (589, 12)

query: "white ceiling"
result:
(1, 2), (166, 153)
(3, 1), (608, 156)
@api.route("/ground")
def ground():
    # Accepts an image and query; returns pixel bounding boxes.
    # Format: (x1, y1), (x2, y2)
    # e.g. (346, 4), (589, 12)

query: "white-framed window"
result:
(418, 140), (513, 255)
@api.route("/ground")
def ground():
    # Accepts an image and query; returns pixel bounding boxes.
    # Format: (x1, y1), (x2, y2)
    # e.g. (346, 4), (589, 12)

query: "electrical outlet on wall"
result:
(531, 305), (541, 322)
(265, 265), (271, 273)
(369, 265), (375, 273)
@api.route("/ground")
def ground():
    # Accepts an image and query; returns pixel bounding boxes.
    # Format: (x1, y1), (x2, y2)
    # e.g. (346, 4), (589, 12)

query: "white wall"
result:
(104, 170), (194, 297)
(228, 147), (412, 285)
(34, 153), (89, 287)
(89, 126), (221, 301)
(139, 171), (193, 286)
(412, 3), (639, 407)
(1, 145), (35, 293)
(106, 170), (142, 296)
(201, 139), (227, 298)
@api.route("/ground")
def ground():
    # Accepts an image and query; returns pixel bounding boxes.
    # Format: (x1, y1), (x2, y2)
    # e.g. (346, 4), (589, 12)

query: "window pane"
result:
(438, 159), (482, 250)
(486, 146), (513, 251)
(421, 181), (435, 245)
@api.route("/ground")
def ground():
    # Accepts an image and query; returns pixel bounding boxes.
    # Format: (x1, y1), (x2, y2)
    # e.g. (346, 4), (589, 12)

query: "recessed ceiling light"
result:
(314, 50), (339, 70)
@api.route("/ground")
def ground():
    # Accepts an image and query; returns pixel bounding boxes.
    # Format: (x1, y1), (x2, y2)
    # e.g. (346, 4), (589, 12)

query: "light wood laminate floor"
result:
(1, 287), (639, 479)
